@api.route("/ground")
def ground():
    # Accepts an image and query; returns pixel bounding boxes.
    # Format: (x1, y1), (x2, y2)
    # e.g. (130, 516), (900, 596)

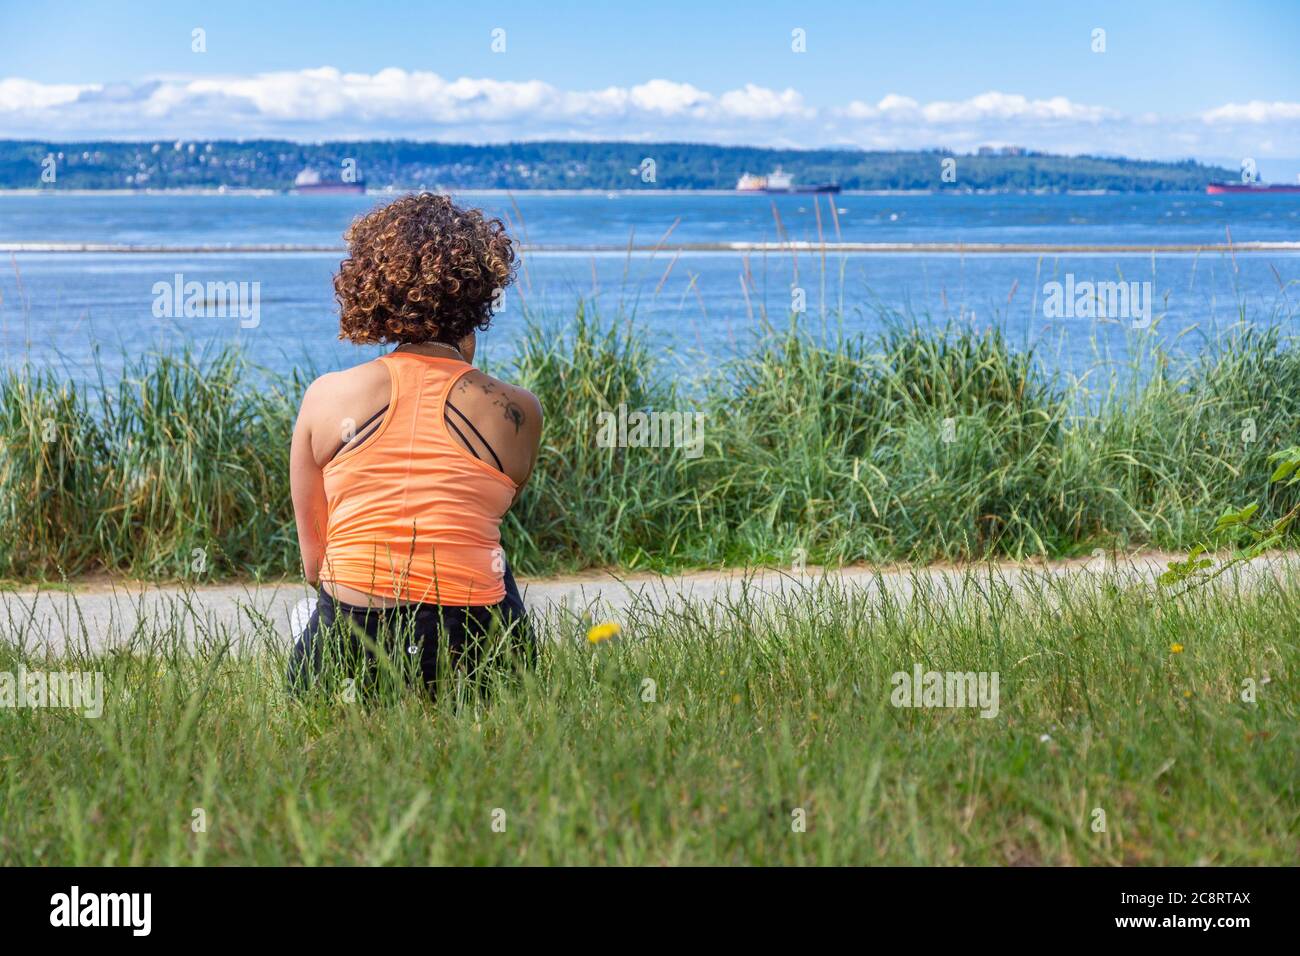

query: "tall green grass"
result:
(1, 311), (1297, 582)
(1, 573), (1294, 864)
(0, 350), (300, 580)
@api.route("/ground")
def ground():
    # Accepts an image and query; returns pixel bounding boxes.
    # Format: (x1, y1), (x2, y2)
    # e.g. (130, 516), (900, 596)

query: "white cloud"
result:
(841, 94), (920, 119)
(920, 92), (1112, 124)
(1203, 100), (1300, 124)
(0, 77), (97, 111)
(840, 91), (1108, 125)
(716, 83), (810, 120)
(627, 79), (710, 115)
(0, 69), (1296, 161)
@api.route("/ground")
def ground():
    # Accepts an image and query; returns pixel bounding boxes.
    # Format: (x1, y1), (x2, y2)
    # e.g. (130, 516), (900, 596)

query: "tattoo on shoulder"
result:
(503, 401), (525, 433)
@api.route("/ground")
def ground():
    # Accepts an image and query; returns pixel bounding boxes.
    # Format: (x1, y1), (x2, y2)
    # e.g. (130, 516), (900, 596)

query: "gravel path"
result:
(3, 552), (1295, 655)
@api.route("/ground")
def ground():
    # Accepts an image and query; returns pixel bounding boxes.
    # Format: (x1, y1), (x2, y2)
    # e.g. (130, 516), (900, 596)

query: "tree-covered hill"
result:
(0, 139), (1232, 192)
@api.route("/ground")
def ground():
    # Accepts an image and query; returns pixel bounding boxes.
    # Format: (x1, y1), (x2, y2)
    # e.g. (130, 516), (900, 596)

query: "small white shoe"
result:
(289, 595), (318, 641)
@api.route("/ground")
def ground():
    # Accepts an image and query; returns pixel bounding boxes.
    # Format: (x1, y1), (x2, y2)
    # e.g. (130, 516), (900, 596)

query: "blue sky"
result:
(2, 0), (1298, 172)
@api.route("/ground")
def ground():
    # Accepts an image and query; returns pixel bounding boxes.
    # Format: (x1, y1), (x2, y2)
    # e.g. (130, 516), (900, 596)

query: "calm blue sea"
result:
(1, 191), (1297, 384)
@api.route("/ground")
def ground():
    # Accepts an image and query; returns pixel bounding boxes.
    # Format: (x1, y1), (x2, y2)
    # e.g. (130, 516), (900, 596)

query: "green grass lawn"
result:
(1, 571), (1294, 865)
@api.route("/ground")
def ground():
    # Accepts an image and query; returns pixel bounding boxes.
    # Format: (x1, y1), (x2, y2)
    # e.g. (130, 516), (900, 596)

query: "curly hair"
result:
(334, 193), (517, 345)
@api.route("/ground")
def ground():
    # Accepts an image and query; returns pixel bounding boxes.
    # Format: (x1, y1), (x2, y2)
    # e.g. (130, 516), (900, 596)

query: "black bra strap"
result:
(325, 398), (508, 476)
(443, 417), (481, 460)
(445, 400), (506, 472)
(329, 404), (389, 462)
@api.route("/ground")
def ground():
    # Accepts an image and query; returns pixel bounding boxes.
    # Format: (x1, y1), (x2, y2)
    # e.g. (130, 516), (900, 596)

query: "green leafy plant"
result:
(1161, 444), (1300, 586)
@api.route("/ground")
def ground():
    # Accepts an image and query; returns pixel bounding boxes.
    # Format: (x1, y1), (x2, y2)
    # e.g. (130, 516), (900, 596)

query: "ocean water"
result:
(1, 191), (1297, 384)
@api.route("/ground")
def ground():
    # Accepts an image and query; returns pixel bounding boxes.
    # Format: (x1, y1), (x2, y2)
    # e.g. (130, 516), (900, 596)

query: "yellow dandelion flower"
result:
(731, 693), (741, 704)
(1170, 643), (1184, 654)
(586, 621), (621, 645)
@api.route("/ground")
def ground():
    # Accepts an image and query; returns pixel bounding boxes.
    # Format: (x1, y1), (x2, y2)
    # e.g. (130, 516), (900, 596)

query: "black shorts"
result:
(287, 562), (532, 698)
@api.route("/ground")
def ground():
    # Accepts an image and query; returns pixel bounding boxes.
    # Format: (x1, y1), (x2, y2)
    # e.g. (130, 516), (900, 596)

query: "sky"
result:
(1, 0), (1298, 175)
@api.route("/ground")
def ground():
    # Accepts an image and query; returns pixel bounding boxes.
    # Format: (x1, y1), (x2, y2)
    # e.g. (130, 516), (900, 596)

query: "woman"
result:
(288, 193), (542, 695)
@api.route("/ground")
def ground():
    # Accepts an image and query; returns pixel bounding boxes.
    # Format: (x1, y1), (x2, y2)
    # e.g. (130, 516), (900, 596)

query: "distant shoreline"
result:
(0, 187), (1229, 198)
(0, 140), (1237, 192)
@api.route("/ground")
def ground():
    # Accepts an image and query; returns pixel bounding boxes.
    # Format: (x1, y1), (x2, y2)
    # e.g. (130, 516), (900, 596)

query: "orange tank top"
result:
(321, 353), (518, 605)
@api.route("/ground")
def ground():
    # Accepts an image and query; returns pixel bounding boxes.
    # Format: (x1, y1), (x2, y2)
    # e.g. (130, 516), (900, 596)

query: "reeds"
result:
(1, 309), (1297, 581)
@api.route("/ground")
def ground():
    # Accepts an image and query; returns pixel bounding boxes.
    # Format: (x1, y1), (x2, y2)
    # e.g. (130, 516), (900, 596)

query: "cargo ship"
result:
(1206, 180), (1300, 195)
(736, 167), (840, 194)
(291, 168), (366, 195)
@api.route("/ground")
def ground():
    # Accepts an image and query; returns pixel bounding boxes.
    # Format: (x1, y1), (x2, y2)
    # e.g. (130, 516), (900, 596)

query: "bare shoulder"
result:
(452, 367), (542, 433)
(298, 360), (392, 467)
(448, 367), (541, 487)
(302, 359), (390, 411)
